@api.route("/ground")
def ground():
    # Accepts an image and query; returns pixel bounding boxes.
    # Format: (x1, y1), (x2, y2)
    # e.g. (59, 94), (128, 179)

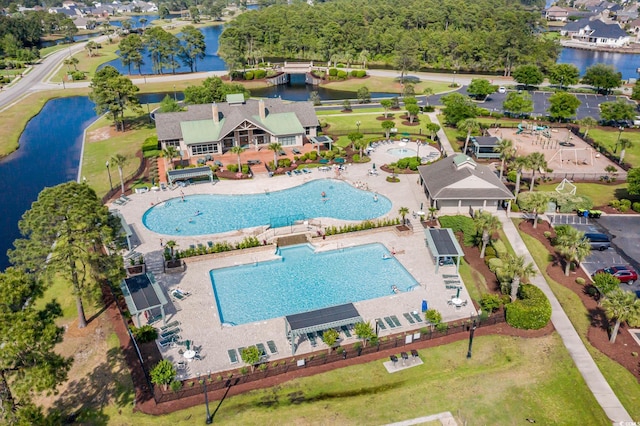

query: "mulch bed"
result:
(516, 218), (640, 381)
(376, 115), (394, 121)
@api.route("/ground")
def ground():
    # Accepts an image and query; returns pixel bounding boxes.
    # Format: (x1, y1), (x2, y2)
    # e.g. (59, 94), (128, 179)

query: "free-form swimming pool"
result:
(143, 179), (391, 236)
(210, 243), (419, 325)
(387, 148), (417, 158)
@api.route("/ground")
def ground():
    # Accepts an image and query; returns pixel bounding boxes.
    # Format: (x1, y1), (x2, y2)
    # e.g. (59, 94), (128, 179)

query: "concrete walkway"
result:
(384, 411), (457, 426)
(499, 213), (633, 424)
(426, 112), (455, 157)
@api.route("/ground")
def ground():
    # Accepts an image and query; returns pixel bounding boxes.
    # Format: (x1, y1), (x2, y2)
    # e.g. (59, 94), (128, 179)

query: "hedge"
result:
(505, 284), (551, 330)
(244, 71), (254, 80)
(491, 239), (507, 259)
(337, 70), (348, 79)
(438, 215), (476, 246)
(253, 69), (266, 79)
(328, 68), (338, 76)
(356, 70), (366, 78)
(142, 135), (159, 153)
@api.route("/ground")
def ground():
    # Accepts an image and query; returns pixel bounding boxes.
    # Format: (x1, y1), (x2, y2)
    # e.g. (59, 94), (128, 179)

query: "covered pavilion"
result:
(424, 228), (464, 274)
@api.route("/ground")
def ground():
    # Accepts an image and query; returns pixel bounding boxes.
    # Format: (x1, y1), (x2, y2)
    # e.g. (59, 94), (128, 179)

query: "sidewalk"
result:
(499, 212), (632, 424)
(426, 112), (455, 157)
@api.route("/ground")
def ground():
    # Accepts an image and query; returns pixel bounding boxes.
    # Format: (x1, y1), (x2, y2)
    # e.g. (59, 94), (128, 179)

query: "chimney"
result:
(258, 99), (266, 120)
(212, 103), (219, 124)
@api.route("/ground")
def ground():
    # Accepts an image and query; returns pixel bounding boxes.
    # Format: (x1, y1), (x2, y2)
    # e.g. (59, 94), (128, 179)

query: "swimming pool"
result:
(210, 243), (419, 325)
(143, 179), (392, 236)
(387, 148), (417, 158)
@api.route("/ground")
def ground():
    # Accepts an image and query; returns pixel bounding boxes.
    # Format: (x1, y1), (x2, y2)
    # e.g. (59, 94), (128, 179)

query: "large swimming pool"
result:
(210, 243), (420, 325)
(142, 179), (392, 236)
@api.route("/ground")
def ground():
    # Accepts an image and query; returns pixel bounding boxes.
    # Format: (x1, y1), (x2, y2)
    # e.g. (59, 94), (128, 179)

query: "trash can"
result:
(421, 300), (428, 312)
(583, 209), (589, 218)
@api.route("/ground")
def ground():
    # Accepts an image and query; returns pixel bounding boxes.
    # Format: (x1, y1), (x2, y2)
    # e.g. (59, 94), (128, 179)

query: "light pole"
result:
(197, 371), (213, 424)
(452, 71), (456, 87)
(105, 161), (113, 190)
(173, 84), (177, 101)
(614, 126), (623, 153)
(356, 120), (361, 133)
(466, 319), (477, 359)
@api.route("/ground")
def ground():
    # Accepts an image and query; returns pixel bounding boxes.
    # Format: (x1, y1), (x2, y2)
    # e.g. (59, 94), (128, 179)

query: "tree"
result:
(398, 206), (409, 225)
(526, 152), (547, 191)
(441, 93), (477, 126)
(163, 146), (179, 170)
(309, 91), (321, 106)
(150, 359), (176, 391)
(602, 289), (640, 343)
(502, 92), (533, 117)
(381, 120), (394, 138)
(268, 142), (282, 168)
(144, 26), (179, 75)
(519, 191), (550, 229)
(394, 35), (419, 83)
(358, 49), (369, 68)
(548, 92), (580, 122)
(354, 322), (375, 347)
(380, 99), (392, 118)
(467, 78), (494, 100)
(402, 83), (416, 98)
(618, 138), (632, 165)
(85, 40), (99, 57)
(342, 99), (352, 111)
(424, 309), (442, 331)
(240, 346), (262, 372)
(599, 99), (636, 123)
(474, 212), (502, 258)
(111, 154), (128, 195)
(63, 56), (79, 72)
(406, 104), (420, 123)
(0, 268), (72, 424)
(495, 138), (515, 180)
(425, 122), (440, 141)
(357, 86), (371, 104)
(118, 34), (144, 75)
(189, 6), (200, 22)
(502, 253), (536, 302)
(632, 80), (640, 101)
(457, 118), (479, 154)
(347, 132), (363, 150)
(322, 328), (340, 354)
(89, 66), (141, 131)
(183, 76), (250, 105)
(8, 182), (123, 328)
(555, 226), (590, 276)
(592, 272), (621, 299)
(513, 156), (529, 198)
(159, 5), (170, 19)
(159, 94), (182, 113)
(547, 63), (580, 89)
(230, 145), (245, 172)
(179, 25), (206, 73)
(512, 64), (544, 89)
(627, 168), (640, 195)
(581, 64), (622, 94)
(578, 116), (597, 139)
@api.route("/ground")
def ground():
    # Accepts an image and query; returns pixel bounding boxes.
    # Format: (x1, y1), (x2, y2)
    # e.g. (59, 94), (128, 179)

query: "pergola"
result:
(285, 303), (362, 355)
(309, 135), (333, 154)
(166, 166), (215, 186)
(120, 273), (169, 326)
(111, 210), (133, 251)
(424, 228), (464, 274)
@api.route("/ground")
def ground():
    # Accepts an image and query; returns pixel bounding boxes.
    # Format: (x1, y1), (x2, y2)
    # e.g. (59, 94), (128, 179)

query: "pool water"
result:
(143, 179), (391, 236)
(387, 148), (417, 158)
(210, 243), (420, 325)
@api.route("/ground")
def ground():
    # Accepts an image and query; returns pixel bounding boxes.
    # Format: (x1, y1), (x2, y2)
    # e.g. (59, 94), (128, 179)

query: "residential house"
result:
(417, 154), (514, 214)
(544, 6), (570, 22)
(561, 18), (630, 47)
(154, 95), (319, 160)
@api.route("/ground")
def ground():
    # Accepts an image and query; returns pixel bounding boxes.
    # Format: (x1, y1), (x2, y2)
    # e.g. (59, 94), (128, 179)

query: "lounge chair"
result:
(278, 150), (286, 156)
(301, 168), (309, 174)
(390, 315), (402, 327)
(340, 325), (352, 338)
(292, 147), (301, 155)
(113, 198), (125, 206)
(267, 340), (278, 354)
(159, 321), (180, 331)
(411, 349), (419, 360)
(207, 241), (213, 248)
(403, 313), (416, 324)
(384, 317), (395, 328)
(443, 274), (458, 279)
(214, 160), (223, 167)
(307, 332), (317, 347)
(401, 351), (409, 365)
(238, 347), (246, 358)
(293, 169), (302, 175)
(121, 194), (132, 202)
(171, 289), (189, 300)
(257, 343), (268, 357)
(158, 335), (179, 348)
(160, 328), (180, 339)
(411, 312), (423, 323)
(146, 313), (163, 325)
(317, 330), (324, 341)
(189, 244), (196, 250)
(204, 154), (213, 162)
(228, 349), (239, 364)
(376, 318), (387, 330)
(286, 171), (292, 177)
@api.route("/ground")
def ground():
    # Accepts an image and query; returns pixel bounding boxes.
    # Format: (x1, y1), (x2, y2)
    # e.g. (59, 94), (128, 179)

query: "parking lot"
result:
(549, 214), (640, 294)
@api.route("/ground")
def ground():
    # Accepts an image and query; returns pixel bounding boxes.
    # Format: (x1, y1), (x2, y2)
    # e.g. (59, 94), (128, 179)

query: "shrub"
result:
(543, 231), (552, 239)
(170, 380), (182, 393)
(575, 277), (586, 285)
(337, 70), (348, 79)
(505, 284), (551, 330)
(328, 68), (338, 76)
(350, 70), (358, 77)
(609, 199), (621, 209)
(633, 202), (640, 212)
(253, 69), (266, 79)
(244, 71), (254, 80)
(71, 71), (85, 80)
(226, 164), (238, 173)
(356, 70), (366, 78)
(510, 203), (520, 212)
(487, 257), (503, 273)
(435, 322), (448, 333)
(130, 324), (158, 343)
(484, 246), (496, 258)
(479, 293), (502, 313)
(491, 239), (507, 259)
(438, 215), (476, 246)
(506, 170), (517, 183)
(142, 135), (159, 153)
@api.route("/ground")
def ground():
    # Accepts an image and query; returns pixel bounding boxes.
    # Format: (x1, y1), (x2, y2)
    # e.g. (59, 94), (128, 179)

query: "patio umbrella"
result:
(186, 340), (190, 351)
(456, 287), (461, 298)
(420, 202), (423, 211)
(372, 163), (376, 170)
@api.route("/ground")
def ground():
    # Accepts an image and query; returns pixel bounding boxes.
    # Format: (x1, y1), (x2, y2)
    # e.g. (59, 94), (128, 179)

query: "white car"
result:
(498, 87), (506, 94)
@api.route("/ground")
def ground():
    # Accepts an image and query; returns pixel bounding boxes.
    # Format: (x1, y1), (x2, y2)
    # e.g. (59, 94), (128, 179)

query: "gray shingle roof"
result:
(155, 98), (318, 142)
(563, 18), (628, 39)
(417, 154), (514, 200)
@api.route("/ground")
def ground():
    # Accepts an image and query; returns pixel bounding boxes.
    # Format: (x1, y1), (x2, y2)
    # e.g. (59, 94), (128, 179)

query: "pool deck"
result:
(112, 141), (475, 376)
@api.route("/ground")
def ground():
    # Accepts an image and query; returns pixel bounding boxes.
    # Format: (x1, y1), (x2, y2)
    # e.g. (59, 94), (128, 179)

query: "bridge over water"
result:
(267, 62), (323, 86)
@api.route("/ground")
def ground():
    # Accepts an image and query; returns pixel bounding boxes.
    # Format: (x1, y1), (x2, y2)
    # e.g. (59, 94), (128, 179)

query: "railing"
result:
(102, 152), (147, 204)
(152, 314), (506, 404)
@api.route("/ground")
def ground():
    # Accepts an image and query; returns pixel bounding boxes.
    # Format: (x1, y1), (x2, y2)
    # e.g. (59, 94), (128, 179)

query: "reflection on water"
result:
(559, 48), (640, 80)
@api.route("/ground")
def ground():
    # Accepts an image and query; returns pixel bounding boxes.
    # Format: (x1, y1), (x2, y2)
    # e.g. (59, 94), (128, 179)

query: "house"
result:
(154, 95), (319, 160)
(417, 154), (514, 214)
(628, 18), (640, 41)
(544, 6), (570, 22)
(561, 18), (630, 47)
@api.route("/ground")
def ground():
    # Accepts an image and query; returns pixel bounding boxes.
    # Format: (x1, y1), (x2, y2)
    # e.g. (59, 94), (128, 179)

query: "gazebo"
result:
(309, 135), (333, 154)
(166, 166), (215, 186)
(120, 273), (169, 326)
(424, 228), (464, 274)
(285, 303), (362, 354)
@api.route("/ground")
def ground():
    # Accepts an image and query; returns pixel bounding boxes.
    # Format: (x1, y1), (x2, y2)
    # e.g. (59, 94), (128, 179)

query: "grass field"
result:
(321, 110), (431, 137)
(319, 76), (452, 95)
(582, 128), (640, 167)
(535, 182), (631, 207)
(517, 222), (640, 420)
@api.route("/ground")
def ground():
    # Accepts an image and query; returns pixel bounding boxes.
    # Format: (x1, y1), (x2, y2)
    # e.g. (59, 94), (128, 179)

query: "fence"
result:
(101, 152), (147, 204)
(152, 314), (506, 404)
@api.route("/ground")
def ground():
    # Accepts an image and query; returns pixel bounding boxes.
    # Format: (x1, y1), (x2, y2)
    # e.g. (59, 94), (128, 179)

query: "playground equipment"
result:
(517, 121), (549, 135)
(555, 178), (577, 195)
(549, 147), (594, 168)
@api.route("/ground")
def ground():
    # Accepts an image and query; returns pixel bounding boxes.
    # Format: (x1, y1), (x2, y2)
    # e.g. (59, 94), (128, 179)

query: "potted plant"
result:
(126, 255), (146, 276)
(164, 240), (185, 273)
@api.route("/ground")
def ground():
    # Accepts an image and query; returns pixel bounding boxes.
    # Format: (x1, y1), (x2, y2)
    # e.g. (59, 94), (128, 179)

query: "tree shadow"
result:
(49, 346), (135, 424)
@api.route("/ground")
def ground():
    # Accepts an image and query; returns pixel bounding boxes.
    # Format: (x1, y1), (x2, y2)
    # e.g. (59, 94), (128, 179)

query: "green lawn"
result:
(321, 76), (452, 95)
(582, 128), (640, 168)
(535, 182), (631, 207)
(80, 334), (609, 425)
(321, 111), (431, 137)
(516, 221), (640, 420)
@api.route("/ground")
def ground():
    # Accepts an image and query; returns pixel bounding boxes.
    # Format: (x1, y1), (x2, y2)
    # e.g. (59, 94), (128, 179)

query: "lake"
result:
(558, 48), (640, 80)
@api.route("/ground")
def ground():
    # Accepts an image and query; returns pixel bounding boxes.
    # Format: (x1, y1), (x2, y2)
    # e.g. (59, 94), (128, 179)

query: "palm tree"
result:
(524, 191), (550, 229)
(618, 138), (632, 165)
(230, 145), (245, 172)
(268, 142), (282, 169)
(162, 146), (179, 170)
(526, 152), (547, 191)
(602, 289), (640, 343)
(165, 240), (178, 259)
(428, 206), (438, 221)
(556, 227), (590, 276)
(494, 139), (515, 180)
(110, 154), (128, 194)
(502, 253), (536, 302)
(358, 49), (369, 68)
(425, 122), (440, 142)
(85, 41), (98, 57)
(422, 87), (434, 107)
(398, 206), (409, 225)
(513, 156), (529, 198)
(63, 56), (79, 72)
(474, 212), (502, 258)
(139, 17), (147, 28)
(578, 116), (597, 139)
(457, 118), (479, 154)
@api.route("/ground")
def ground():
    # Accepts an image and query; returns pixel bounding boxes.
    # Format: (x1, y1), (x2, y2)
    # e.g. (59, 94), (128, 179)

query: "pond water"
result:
(558, 48), (640, 80)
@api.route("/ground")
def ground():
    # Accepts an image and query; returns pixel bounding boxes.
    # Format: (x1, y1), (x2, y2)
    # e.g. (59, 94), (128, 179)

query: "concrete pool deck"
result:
(112, 141), (476, 376)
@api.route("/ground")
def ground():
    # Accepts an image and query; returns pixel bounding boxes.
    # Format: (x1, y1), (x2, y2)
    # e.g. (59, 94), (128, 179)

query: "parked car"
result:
(498, 87), (506, 94)
(583, 233), (611, 251)
(593, 266), (638, 285)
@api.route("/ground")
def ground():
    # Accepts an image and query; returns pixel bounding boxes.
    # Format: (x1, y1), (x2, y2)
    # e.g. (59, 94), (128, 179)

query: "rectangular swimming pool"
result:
(210, 243), (420, 325)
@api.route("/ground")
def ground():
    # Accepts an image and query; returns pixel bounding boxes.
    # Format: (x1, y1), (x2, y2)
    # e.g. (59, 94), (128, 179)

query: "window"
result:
(190, 143), (218, 156)
(164, 140), (180, 148)
(279, 135), (296, 146)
